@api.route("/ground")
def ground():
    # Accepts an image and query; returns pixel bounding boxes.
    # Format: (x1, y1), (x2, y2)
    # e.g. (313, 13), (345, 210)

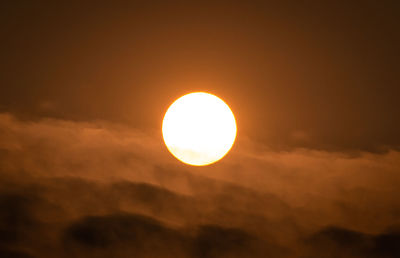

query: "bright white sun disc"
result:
(162, 92), (237, 166)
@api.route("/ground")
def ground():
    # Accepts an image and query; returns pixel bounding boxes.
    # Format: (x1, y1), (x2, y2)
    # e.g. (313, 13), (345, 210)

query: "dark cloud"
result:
(63, 212), (287, 258)
(64, 213), (189, 258)
(0, 190), (61, 258)
(0, 249), (34, 258)
(0, 176), (288, 258)
(0, 171), (397, 257)
(192, 225), (287, 258)
(0, 194), (36, 245)
(371, 229), (400, 257)
(305, 226), (400, 258)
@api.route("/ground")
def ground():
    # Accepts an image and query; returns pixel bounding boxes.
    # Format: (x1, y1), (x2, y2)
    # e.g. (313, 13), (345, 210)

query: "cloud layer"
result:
(0, 113), (399, 257)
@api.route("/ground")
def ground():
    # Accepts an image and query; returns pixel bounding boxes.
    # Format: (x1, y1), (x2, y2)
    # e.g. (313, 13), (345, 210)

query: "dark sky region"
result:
(0, 1), (399, 258)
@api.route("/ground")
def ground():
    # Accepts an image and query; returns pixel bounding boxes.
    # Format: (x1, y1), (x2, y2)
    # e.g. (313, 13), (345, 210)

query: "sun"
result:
(162, 92), (237, 166)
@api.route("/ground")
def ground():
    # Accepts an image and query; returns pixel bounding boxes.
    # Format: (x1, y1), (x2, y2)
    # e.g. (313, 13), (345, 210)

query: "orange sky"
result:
(0, 1), (399, 258)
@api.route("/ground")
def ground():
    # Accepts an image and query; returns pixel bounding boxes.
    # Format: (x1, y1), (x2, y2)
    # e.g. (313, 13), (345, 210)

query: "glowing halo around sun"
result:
(162, 92), (237, 166)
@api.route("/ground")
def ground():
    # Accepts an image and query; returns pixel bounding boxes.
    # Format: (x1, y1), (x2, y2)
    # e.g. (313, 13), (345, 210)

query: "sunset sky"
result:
(0, 1), (399, 258)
